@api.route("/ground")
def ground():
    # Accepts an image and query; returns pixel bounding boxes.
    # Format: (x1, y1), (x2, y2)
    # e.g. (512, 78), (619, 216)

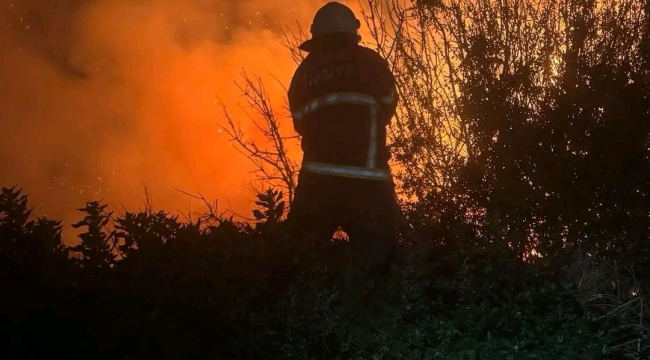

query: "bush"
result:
(1, 186), (647, 360)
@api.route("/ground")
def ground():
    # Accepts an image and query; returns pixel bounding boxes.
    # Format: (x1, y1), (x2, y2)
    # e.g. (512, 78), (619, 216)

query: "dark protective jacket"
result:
(286, 38), (401, 275)
(287, 37), (398, 181)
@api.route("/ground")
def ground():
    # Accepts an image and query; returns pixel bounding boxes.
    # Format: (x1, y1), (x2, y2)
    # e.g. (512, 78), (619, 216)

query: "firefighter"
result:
(286, 2), (400, 276)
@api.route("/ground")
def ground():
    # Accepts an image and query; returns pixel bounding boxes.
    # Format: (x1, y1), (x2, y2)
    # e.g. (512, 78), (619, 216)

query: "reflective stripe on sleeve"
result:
(380, 89), (397, 105)
(367, 105), (378, 168)
(303, 161), (392, 181)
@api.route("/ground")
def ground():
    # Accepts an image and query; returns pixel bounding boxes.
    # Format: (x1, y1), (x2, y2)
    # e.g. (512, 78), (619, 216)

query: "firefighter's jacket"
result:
(288, 40), (398, 181)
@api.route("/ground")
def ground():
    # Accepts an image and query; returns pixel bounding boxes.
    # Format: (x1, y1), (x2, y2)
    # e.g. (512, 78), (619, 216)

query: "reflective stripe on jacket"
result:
(293, 92), (394, 181)
(288, 43), (398, 181)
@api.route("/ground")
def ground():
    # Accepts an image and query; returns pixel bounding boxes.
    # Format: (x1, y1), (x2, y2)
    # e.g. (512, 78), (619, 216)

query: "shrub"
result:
(1, 186), (647, 359)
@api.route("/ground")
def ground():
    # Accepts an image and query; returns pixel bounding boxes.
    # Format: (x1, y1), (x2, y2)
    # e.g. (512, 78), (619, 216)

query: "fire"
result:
(0, 0), (376, 243)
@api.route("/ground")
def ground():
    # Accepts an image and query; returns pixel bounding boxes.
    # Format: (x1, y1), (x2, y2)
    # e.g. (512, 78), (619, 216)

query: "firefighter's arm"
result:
(361, 49), (398, 125)
(374, 57), (398, 126)
(288, 68), (306, 136)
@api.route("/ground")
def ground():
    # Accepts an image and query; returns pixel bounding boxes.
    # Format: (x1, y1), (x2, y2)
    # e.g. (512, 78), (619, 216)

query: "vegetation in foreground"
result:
(1, 186), (647, 360)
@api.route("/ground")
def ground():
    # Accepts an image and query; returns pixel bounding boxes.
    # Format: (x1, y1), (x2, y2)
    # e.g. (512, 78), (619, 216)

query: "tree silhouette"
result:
(360, 0), (650, 259)
(70, 201), (117, 270)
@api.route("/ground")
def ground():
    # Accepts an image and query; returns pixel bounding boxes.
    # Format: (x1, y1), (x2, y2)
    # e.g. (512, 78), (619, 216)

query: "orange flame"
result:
(0, 0), (372, 243)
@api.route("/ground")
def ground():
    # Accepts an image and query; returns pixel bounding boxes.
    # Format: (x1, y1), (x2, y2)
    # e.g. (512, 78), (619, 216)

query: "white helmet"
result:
(299, 2), (361, 52)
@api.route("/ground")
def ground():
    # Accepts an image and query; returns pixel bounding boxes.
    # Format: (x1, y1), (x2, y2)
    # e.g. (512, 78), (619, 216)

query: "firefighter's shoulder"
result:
(355, 45), (390, 66)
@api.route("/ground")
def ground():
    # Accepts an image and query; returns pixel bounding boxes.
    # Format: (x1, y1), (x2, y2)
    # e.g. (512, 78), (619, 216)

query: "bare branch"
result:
(216, 72), (299, 212)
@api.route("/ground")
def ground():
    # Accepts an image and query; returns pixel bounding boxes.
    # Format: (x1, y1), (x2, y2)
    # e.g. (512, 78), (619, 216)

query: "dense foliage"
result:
(0, 186), (647, 359)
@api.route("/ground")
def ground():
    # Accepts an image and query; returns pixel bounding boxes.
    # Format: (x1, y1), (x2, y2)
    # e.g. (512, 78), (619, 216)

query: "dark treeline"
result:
(2, 0), (650, 359)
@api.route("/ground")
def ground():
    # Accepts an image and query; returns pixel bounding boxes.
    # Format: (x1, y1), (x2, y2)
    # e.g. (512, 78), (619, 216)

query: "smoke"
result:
(0, 0), (344, 242)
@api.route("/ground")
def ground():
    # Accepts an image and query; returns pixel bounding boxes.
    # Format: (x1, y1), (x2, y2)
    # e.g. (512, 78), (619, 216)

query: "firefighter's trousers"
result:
(285, 170), (400, 274)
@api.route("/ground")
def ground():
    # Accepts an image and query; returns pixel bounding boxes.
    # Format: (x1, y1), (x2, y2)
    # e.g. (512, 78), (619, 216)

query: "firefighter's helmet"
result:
(299, 2), (361, 52)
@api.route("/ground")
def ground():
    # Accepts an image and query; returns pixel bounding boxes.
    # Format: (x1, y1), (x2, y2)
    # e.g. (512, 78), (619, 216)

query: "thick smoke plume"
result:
(0, 0), (346, 242)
